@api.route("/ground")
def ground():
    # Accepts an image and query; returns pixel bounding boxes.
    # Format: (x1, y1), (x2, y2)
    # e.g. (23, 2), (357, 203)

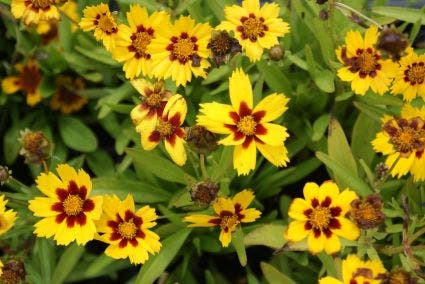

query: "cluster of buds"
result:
(0, 259), (26, 284)
(208, 31), (242, 66)
(190, 180), (219, 206)
(18, 129), (51, 165)
(350, 194), (385, 229)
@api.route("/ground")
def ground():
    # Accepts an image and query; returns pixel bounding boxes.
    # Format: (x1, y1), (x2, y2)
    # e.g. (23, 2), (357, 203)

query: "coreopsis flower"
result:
(372, 104), (425, 182)
(319, 254), (386, 284)
(216, 0), (290, 62)
(50, 75), (88, 114)
(184, 190), (261, 247)
(0, 195), (17, 236)
(95, 194), (161, 265)
(18, 129), (51, 164)
(79, 3), (125, 51)
(140, 94), (187, 166)
(208, 30), (241, 66)
(336, 25), (398, 95)
(0, 260), (2, 277)
(1, 59), (42, 106)
(391, 49), (425, 102)
(11, 0), (60, 25)
(112, 5), (170, 79)
(130, 79), (172, 133)
(284, 181), (359, 255)
(147, 16), (212, 86)
(350, 194), (385, 229)
(197, 68), (289, 175)
(28, 164), (103, 245)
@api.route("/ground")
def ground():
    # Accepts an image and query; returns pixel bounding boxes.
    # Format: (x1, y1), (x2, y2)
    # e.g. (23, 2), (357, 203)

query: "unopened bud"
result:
(191, 181), (219, 205)
(0, 166), (12, 185)
(375, 162), (389, 180)
(350, 194), (385, 229)
(0, 259), (26, 284)
(186, 126), (218, 155)
(269, 45), (284, 61)
(18, 129), (51, 164)
(319, 9), (329, 20)
(378, 27), (409, 60)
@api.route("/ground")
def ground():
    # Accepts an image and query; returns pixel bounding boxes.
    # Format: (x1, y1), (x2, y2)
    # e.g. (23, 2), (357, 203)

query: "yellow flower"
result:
(319, 254), (386, 284)
(11, 0), (60, 25)
(50, 75), (88, 114)
(197, 68), (289, 175)
(147, 16), (212, 86)
(130, 79), (172, 133)
(95, 194), (161, 265)
(0, 195), (17, 236)
(391, 49), (425, 102)
(79, 3), (125, 51)
(284, 181), (359, 255)
(371, 104), (425, 182)
(28, 164), (103, 246)
(36, 0), (80, 37)
(1, 59), (42, 106)
(184, 190), (261, 247)
(336, 26), (398, 95)
(0, 260), (2, 277)
(216, 0), (290, 62)
(140, 94), (187, 166)
(112, 5), (170, 79)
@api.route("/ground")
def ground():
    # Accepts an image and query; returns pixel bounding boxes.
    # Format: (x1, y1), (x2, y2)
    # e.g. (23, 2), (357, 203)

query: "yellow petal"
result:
(184, 214), (217, 227)
(333, 218), (360, 241)
(364, 25), (378, 47)
(56, 164), (78, 186)
(213, 197), (235, 215)
(318, 181), (340, 202)
(141, 129), (160, 151)
(75, 220), (97, 245)
(229, 68), (253, 110)
(284, 221), (309, 242)
(219, 230), (232, 247)
(324, 233), (341, 254)
(33, 217), (58, 238)
(307, 231), (325, 254)
(164, 136), (187, 166)
(319, 276), (343, 284)
(256, 123), (288, 146)
(163, 94), (187, 124)
(303, 182), (320, 203)
(411, 155), (425, 182)
(218, 133), (246, 146)
(243, 41), (263, 62)
(242, 0), (260, 13)
(371, 132), (394, 155)
(387, 153), (414, 178)
(240, 208), (261, 222)
(197, 115), (232, 134)
(28, 197), (58, 217)
(253, 93), (289, 123)
(198, 102), (235, 125)
(232, 189), (255, 209)
(233, 140), (257, 175)
(337, 67), (356, 82)
(256, 143), (289, 167)
(288, 198), (310, 221)
(332, 189), (357, 216)
(1, 76), (20, 94)
(36, 172), (63, 198)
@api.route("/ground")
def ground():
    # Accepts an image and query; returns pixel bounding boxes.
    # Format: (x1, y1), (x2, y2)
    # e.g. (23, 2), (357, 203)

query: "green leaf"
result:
(39, 76), (57, 98)
(75, 46), (120, 66)
(305, 45), (335, 93)
(318, 252), (337, 278)
(36, 238), (53, 284)
(3, 124), (21, 164)
(316, 152), (372, 196)
(58, 116), (98, 152)
(256, 61), (292, 96)
(372, 6), (425, 23)
(351, 113), (380, 166)
(244, 224), (287, 249)
(92, 177), (171, 203)
(232, 227), (247, 267)
(328, 117), (358, 189)
(202, 65), (230, 85)
(135, 229), (191, 284)
(353, 101), (386, 122)
(126, 148), (194, 184)
(86, 149), (115, 176)
(51, 243), (84, 284)
(312, 114), (330, 141)
(260, 262), (296, 284)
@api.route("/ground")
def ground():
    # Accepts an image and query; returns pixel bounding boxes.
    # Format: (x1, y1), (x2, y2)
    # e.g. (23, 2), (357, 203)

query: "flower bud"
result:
(0, 260), (26, 284)
(377, 27), (409, 60)
(18, 129), (51, 164)
(186, 126), (218, 155)
(269, 45), (284, 61)
(191, 181), (219, 205)
(319, 9), (329, 20)
(0, 166), (12, 185)
(350, 194), (385, 229)
(374, 162), (389, 180)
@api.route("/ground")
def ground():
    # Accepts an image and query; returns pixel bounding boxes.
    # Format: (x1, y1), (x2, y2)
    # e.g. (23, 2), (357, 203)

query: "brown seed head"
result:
(377, 27), (409, 60)
(186, 125), (218, 155)
(0, 166), (12, 185)
(377, 268), (418, 284)
(18, 129), (51, 164)
(191, 181), (219, 205)
(0, 260), (26, 284)
(350, 194), (385, 229)
(208, 30), (242, 66)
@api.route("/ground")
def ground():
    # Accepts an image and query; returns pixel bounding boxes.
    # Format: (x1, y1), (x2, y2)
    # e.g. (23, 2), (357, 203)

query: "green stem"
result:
(334, 2), (383, 30)
(410, 226), (425, 245)
(200, 154), (208, 179)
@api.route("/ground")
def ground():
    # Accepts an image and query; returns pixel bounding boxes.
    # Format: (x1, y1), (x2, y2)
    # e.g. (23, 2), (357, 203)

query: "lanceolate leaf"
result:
(261, 262), (296, 284)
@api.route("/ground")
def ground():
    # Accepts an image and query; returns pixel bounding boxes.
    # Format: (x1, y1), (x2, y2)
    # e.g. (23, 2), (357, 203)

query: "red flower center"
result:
(343, 47), (382, 78)
(403, 61), (425, 85)
(51, 181), (95, 227)
(108, 210), (145, 248)
(129, 25), (154, 59)
(303, 197), (342, 238)
(167, 32), (199, 64)
(94, 13), (118, 35)
(237, 13), (268, 42)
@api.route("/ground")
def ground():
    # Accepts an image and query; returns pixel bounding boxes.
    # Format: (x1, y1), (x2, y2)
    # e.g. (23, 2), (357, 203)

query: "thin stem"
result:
(410, 226), (425, 245)
(334, 2), (383, 30)
(42, 160), (49, 173)
(199, 154), (208, 178)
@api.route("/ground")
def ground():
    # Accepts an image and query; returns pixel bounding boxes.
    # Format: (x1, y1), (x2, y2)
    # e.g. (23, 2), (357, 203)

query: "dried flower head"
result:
(208, 30), (242, 66)
(269, 44), (284, 61)
(375, 162), (389, 180)
(18, 129), (51, 164)
(377, 27), (409, 60)
(190, 180), (219, 205)
(319, 9), (329, 21)
(377, 268), (418, 284)
(350, 194), (385, 229)
(0, 260), (26, 284)
(186, 125), (218, 155)
(0, 166), (12, 185)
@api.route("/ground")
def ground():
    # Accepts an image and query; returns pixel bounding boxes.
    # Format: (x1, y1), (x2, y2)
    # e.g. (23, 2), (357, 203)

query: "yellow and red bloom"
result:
(1, 59), (43, 106)
(184, 190), (261, 247)
(11, 0), (60, 25)
(28, 164), (103, 245)
(372, 104), (425, 182)
(112, 5), (170, 79)
(79, 3), (125, 51)
(197, 68), (289, 175)
(140, 94), (187, 166)
(336, 26), (398, 95)
(96, 194), (161, 265)
(147, 16), (212, 86)
(0, 195), (17, 236)
(391, 49), (425, 102)
(284, 181), (359, 255)
(319, 254), (386, 284)
(216, 0), (290, 62)
(50, 75), (88, 114)
(130, 79), (172, 133)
